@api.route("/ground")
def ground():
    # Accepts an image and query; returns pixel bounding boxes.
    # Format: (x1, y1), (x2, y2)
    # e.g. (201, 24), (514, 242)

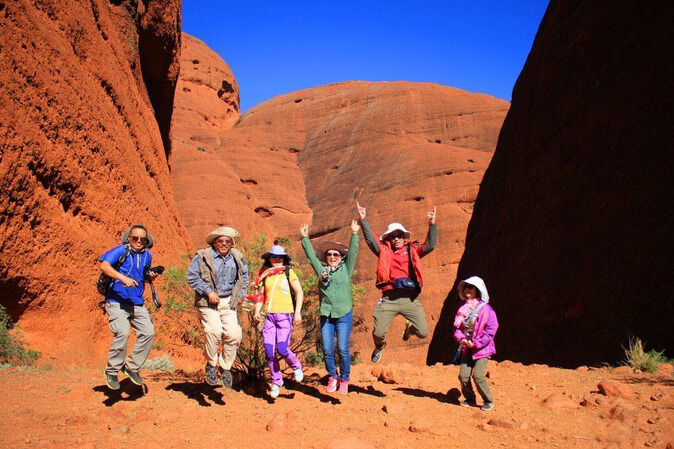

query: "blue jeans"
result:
(320, 309), (353, 381)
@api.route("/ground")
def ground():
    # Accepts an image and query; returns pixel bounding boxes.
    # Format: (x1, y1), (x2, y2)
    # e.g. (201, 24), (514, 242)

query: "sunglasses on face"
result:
(388, 233), (404, 240)
(215, 238), (233, 246)
(129, 236), (148, 244)
(326, 251), (342, 258)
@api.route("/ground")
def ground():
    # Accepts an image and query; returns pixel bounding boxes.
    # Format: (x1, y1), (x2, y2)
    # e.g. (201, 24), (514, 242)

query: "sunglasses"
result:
(388, 233), (405, 240)
(215, 238), (233, 246)
(325, 251), (342, 258)
(129, 236), (148, 244)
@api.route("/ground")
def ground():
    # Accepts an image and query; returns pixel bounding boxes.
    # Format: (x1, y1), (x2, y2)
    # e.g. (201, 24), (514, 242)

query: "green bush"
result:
(0, 305), (40, 366)
(622, 337), (669, 373)
(142, 354), (176, 373)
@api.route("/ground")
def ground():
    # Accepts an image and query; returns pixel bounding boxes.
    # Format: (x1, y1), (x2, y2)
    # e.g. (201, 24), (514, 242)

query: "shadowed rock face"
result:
(0, 0), (189, 360)
(170, 37), (509, 348)
(428, 1), (674, 367)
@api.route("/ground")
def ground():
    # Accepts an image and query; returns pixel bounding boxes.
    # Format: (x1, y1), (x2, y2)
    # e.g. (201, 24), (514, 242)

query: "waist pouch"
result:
(393, 277), (420, 292)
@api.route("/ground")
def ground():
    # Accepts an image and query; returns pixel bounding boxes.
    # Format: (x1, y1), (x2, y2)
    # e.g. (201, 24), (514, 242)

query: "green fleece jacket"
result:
(301, 233), (359, 318)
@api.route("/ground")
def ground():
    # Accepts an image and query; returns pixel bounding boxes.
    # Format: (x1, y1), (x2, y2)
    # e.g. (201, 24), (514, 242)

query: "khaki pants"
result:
(105, 301), (155, 374)
(196, 296), (242, 370)
(372, 294), (428, 348)
(459, 355), (493, 403)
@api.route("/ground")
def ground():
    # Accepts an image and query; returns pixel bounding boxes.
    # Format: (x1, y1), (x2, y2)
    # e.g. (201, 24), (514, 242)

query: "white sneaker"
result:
(270, 384), (281, 399)
(294, 368), (304, 383)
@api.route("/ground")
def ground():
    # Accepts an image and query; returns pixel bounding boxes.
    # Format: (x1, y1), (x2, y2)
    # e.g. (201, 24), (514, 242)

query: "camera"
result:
(143, 265), (165, 308)
(144, 265), (165, 280)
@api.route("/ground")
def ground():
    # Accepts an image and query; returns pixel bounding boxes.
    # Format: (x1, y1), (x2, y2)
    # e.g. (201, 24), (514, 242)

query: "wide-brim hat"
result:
(261, 244), (291, 264)
(458, 276), (490, 303)
(379, 222), (411, 241)
(315, 240), (348, 262)
(122, 226), (154, 249)
(205, 226), (240, 245)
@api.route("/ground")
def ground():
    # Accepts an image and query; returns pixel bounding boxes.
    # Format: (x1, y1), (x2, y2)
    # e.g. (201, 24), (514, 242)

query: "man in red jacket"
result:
(357, 202), (437, 363)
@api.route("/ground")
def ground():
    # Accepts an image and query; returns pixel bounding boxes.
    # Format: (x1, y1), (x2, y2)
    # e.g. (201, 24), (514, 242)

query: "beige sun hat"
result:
(379, 223), (411, 241)
(205, 226), (241, 245)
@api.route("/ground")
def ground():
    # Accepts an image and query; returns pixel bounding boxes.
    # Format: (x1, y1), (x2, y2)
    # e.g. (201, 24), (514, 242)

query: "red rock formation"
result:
(170, 39), (509, 349)
(0, 0), (190, 362)
(428, 1), (674, 367)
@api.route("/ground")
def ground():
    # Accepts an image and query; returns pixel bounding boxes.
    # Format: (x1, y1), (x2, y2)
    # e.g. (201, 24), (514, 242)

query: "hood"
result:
(458, 276), (490, 303)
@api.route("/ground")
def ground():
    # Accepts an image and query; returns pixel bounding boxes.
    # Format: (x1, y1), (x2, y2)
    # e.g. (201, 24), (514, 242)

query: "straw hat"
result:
(315, 240), (348, 262)
(205, 226), (240, 245)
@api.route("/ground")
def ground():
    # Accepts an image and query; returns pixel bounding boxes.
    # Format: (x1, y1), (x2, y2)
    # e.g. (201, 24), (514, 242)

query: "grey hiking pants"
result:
(459, 354), (494, 404)
(372, 293), (428, 348)
(105, 301), (155, 375)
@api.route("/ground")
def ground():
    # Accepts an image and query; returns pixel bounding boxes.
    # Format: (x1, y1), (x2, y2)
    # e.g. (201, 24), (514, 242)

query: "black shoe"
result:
(121, 365), (143, 386)
(371, 343), (386, 363)
(205, 364), (221, 387)
(219, 367), (233, 388)
(402, 320), (415, 341)
(104, 371), (120, 390)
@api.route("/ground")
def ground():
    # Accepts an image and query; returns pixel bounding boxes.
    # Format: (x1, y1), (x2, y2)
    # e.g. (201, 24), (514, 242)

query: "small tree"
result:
(154, 254), (204, 349)
(234, 233), (365, 382)
(0, 304), (40, 366)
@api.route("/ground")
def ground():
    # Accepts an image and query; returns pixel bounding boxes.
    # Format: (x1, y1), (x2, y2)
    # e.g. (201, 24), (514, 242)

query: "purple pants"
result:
(262, 313), (301, 385)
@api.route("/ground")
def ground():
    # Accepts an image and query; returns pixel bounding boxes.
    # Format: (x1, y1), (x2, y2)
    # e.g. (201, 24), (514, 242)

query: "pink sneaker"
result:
(338, 380), (349, 395)
(326, 377), (338, 393)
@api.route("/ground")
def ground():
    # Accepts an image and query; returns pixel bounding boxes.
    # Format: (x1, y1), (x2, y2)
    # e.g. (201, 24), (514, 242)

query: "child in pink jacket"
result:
(453, 276), (498, 411)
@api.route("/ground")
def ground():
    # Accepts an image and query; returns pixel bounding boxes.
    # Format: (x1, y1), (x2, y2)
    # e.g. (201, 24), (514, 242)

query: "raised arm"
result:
(346, 219), (360, 276)
(357, 201), (380, 255)
(300, 223), (324, 274)
(419, 206), (437, 257)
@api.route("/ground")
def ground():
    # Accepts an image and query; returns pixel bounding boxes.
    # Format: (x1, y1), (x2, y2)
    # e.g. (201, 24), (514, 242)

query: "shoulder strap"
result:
(285, 266), (296, 306)
(468, 302), (488, 320)
(113, 245), (131, 270)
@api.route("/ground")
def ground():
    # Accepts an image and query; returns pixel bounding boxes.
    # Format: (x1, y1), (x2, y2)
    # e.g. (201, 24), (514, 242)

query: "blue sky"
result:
(183, 1), (549, 112)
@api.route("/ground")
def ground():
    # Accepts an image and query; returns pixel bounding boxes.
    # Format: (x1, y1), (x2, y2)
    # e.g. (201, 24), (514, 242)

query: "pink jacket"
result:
(453, 302), (499, 360)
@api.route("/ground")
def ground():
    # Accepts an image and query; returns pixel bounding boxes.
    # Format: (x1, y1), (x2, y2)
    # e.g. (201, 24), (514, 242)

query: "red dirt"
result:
(1, 346), (672, 449)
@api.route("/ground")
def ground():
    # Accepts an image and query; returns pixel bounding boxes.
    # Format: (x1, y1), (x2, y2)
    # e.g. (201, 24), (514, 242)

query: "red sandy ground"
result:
(1, 345), (672, 449)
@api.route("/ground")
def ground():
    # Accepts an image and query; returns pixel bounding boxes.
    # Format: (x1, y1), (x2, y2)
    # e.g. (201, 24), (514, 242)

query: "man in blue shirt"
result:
(187, 226), (249, 387)
(100, 224), (159, 390)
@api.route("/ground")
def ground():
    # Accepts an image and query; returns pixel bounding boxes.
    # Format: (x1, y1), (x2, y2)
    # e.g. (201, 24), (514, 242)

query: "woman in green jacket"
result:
(300, 220), (359, 395)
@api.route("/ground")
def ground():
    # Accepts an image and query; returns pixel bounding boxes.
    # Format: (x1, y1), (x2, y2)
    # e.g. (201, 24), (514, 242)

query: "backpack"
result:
(96, 246), (131, 312)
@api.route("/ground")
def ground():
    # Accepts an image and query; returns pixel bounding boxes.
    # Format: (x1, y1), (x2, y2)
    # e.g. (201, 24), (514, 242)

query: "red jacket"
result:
(376, 240), (425, 290)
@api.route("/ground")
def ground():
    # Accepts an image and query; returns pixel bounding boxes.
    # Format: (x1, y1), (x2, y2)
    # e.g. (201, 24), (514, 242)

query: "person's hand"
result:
(427, 206), (437, 224)
(207, 291), (219, 306)
(148, 271), (159, 281)
(460, 339), (468, 346)
(466, 340), (474, 348)
(300, 223), (309, 237)
(120, 275), (139, 288)
(350, 219), (360, 233)
(293, 312), (303, 325)
(356, 201), (366, 220)
(253, 311), (262, 323)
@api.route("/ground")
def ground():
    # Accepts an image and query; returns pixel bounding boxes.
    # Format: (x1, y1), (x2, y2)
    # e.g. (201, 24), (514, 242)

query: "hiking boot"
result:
(338, 380), (349, 395)
(460, 400), (476, 408)
(371, 343), (386, 363)
(326, 377), (338, 393)
(205, 364), (221, 387)
(403, 320), (415, 341)
(293, 368), (304, 383)
(481, 402), (494, 411)
(270, 383), (281, 399)
(219, 367), (233, 388)
(104, 371), (120, 390)
(121, 366), (143, 386)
